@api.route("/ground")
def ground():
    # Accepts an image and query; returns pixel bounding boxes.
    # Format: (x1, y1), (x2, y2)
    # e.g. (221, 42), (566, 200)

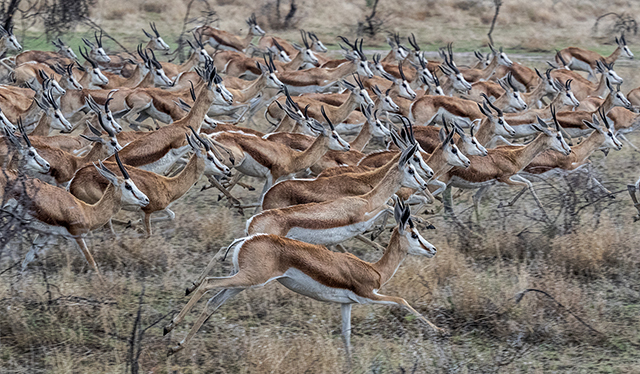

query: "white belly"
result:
(449, 176), (497, 189)
(236, 152), (270, 179)
(278, 268), (371, 304)
(285, 210), (385, 245)
(146, 104), (173, 124)
(568, 58), (593, 74)
(139, 144), (190, 175)
(285, 83), (340, 96)
(564, 127), (593, 138)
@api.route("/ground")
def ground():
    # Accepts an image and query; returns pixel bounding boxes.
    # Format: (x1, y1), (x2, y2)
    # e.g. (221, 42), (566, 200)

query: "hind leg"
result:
(167, 288), (243, 356)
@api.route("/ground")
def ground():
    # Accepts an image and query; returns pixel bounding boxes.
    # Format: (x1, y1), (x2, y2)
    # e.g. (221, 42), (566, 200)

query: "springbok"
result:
(245, 140), (426, 245)
(520, 108), (622, 200)
(438, 110), (572, 218)
(195, 14), (265, 52)
(70, 129), (229, 236)
(551, 60), (624, 101)
(555, 34), (633, 80)
(210, 106), (350, 199)
(81, 30), (111, 63)
(164, 198), (440, 357)
(0, 24), (21, 55)
(3, 152), (148, 277)
(142, 22), (171, 51)
(14, 38), (76, 66)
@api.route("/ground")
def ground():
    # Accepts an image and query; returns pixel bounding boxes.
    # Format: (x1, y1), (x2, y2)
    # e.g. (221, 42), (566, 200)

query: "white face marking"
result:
(370, 119), (391, 138)
(409, 151), (434, 179)
(357, 62), (374, 78)
(404, 229), (437, 257)
(154, 68), (173, 86)
(51, 109), (72, 132)
(445, 143), (470, 167)
(402, 164), (428, 190)
(121, 179), (149, 207)
(23, 147), (50, 173)
(495, 117), (516, 136)
(328, 131), (351, 151)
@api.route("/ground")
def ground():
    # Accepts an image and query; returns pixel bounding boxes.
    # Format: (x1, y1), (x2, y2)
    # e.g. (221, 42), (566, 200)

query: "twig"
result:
(514, 288), (603, 336)
(487, 0), (503, 45)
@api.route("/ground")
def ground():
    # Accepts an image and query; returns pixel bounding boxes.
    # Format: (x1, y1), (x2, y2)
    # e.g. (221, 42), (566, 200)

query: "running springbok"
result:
(555, 34), (633, 80)
(142, 22), (171, 51)
(195, 14), (265, 52)
(4, 152), (148, 277)
(164, 198), (440, 357)
(70, 129), (229, 237)
(245, 141), (426, 245)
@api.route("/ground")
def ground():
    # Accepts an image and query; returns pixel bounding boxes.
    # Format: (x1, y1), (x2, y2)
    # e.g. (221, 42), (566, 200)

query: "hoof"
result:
(426, 224), (436, 230)
(163, 325), (171, 336)
(167, 344), (182, 357)
(185, 285), (195, 296)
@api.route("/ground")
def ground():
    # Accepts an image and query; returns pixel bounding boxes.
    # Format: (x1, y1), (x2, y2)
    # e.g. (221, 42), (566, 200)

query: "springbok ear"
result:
(292, 43), (303, 52)
(582, 119), (597, 131)
(142, 29), (153, 39)
(94, 161), (118, 185)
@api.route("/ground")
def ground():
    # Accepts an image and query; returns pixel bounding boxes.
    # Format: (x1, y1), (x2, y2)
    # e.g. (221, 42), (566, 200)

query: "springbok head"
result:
(393, 196), (436, 257)
(196, 61), (233, 105)
(318, 106), (351, 151)
(52, 38), (77, 59)
(307, 31), (327, 53)
(498, 73), (528, 112)
(52, 64), (83, 91)
(387, 33), (409, 62)
(36, 88), (72, 132)
(439, 115), (471, 168)
(82, 30), (110, 63)
(362, 104), (391, 138)
(381, 66), (416, 100)
(258, 54), (285, 89)
(0, 24), (21, 51)
(11, 120), (50, 173)
(596, 60), (623, 86)
(145, 48), (174, 87)
(371, 84), (400, 113)
(85, 93), (122, 135)
(246, 13), (266, 36)
(535, 68), (561, 95)
(395, 116), (435, 179)
(555, 79), (580, 108)
(341, 74), (374, 107)
(80, 117), (122, 156)
(477, 96), (516, 137)
(143, 22), (170, 51)
(407, 33), (424, 67)
(38, 69), (65, 96)
(271, 38), (292, 62)
(187, 126), (231, 176)
(452, 119), (488, 157)
(79, 46), (109, 86)
(582, 107), (623, 151)
(392, 134), (428, 190)
(605, 78), (632, 110)
(293, 30), (320, 66)
(95, 153), (149, 207)
(439, 43), (472, 93)
(473, 50), (491, 69)
(488, 44), (513, 67)
(188, 33), (213, 64)
(341, 37), (374, 78)
(533, 106), (571, 156)
(615, 34), (633, 59)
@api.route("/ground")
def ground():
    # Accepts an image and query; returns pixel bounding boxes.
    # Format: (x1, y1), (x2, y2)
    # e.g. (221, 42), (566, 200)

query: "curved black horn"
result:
(320, 106), (335, 131)
(114, 151), (130, 179)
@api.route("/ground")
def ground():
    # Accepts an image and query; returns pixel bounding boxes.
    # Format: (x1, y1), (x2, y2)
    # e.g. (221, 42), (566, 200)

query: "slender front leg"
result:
(367, 293), (445, 333)
(74, 237), (102, 281)
(341, 303), (353, 359)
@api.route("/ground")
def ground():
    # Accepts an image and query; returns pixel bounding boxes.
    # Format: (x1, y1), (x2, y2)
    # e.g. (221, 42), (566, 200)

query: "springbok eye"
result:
(332, 134), (338, 139)
(216, 88), (221, 93)
(408, 168), (415, 174)
(125, 184), (133, 190)
(411, 233), (418, 239)
(28, 151), (34, 156)
(208, 156), (214, 161)
(513, 93), (517, 98)
(498, 119), (503, 124)
(452, 147), (457, 153)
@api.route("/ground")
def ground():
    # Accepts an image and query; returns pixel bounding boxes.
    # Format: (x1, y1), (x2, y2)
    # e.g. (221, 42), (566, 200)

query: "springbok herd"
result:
(0, 14), (639, 356)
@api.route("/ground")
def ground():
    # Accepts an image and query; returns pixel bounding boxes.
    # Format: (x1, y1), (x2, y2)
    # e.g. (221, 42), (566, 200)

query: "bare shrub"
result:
(262, 0), (301, 31)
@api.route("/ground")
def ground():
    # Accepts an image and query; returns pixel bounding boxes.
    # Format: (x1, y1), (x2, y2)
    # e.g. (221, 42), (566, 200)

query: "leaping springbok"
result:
(164, 197), (441, 357)
(555, 34), (633, 80)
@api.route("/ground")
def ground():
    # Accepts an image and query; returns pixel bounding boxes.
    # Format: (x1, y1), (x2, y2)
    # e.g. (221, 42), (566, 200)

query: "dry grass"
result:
(2, 0), (640, 372)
